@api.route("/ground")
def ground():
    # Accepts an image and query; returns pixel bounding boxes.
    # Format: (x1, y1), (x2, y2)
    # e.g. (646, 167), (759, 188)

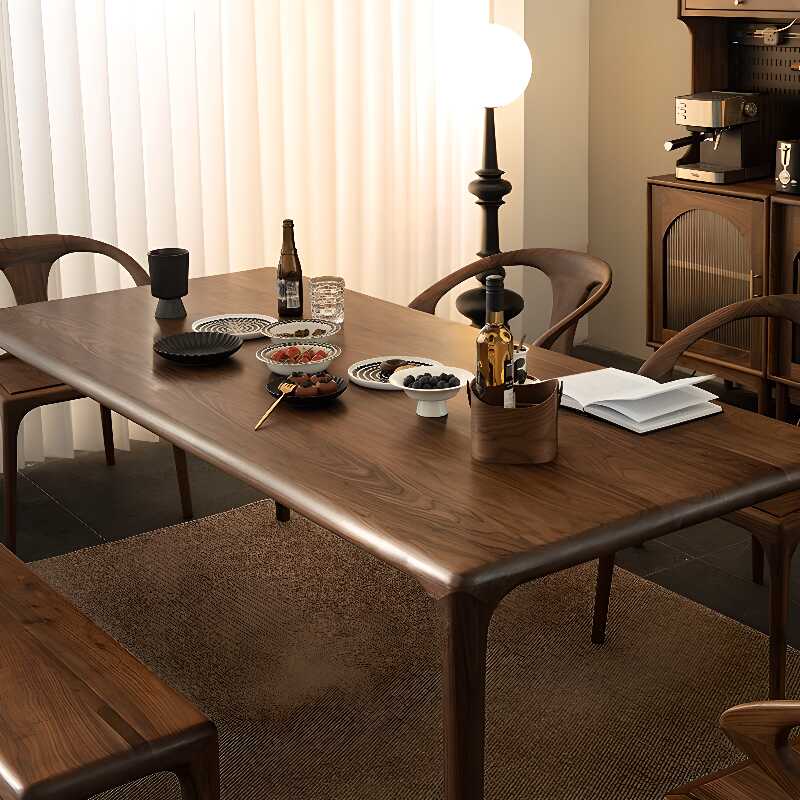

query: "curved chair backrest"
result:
(408, 248), (612, 354)
(721, 700), (800, 797)
(639, 295), (800, 381)
(0, 234), (149, 306)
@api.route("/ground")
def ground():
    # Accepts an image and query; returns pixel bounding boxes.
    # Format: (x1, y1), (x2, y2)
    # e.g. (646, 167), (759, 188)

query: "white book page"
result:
(590, 386), (718, 423)
(588, 401), (722, 433)
(560, 367), (716, 409)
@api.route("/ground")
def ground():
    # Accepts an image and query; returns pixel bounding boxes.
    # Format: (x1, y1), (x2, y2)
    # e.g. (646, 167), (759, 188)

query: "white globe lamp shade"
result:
(466, 24), (532, 108)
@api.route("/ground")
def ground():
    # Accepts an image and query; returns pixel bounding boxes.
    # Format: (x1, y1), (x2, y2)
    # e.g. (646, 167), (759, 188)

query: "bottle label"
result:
(502, 360), (515, 408)
(277, 279), (301, 309)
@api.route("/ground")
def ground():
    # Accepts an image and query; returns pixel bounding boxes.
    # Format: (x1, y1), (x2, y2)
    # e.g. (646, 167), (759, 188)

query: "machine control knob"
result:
(734, 0), (745, 6)
(743, 101), (758, 117)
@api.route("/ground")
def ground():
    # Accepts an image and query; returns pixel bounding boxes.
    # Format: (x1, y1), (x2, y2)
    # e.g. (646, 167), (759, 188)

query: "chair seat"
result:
(754, 489), (800, 519)
(724, 490), (800, 539)
(665, 751), (796, 799)
(0, 544), (213, 799)
(0, 353), (67, 395)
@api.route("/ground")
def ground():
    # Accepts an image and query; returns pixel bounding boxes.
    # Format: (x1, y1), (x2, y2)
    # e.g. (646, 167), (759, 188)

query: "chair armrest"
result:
(532, 280), (610, 353)
(721, 701), (800, 797)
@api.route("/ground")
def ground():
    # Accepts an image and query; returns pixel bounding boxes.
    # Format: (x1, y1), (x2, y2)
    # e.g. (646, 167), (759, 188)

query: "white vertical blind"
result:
(0, 0), (487, 464)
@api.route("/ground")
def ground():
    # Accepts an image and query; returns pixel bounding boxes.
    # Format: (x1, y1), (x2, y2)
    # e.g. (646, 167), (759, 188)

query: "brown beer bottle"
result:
(277, 219), (303, 318)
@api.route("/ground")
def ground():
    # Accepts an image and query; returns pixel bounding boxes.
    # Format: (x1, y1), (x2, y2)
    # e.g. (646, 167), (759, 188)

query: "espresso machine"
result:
(664, 91), (769, 184)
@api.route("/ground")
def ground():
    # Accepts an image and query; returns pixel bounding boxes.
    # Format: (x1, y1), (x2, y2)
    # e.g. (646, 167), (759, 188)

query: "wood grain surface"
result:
(0, 268), (799, 599)
(0, 543), (217, 799)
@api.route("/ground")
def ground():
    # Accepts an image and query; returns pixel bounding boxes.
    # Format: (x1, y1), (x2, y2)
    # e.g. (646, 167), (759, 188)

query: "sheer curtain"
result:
(0, 0), (487, 464)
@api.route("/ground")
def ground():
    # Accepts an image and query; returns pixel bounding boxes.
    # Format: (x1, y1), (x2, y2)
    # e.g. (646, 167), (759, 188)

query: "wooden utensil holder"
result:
(468, 379), (560, 465)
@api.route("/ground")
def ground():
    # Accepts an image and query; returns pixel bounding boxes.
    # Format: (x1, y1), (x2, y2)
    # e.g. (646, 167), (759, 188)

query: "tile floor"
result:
(11, 344), (797, 646)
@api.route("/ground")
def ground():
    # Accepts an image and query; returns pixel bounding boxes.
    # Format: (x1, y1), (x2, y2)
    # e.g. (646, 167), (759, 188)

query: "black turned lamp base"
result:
(456, 285), (524, 328)
(155, 298), (187, 320)
(457, 107), (524, 327)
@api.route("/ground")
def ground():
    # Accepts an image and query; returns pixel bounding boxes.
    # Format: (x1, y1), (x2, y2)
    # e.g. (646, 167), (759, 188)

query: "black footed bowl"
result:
(154, 331), (243, 366)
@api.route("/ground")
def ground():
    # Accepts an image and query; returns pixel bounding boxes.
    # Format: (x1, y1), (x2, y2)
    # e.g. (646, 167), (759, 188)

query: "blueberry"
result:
(448, 376), (460, 387)
(403, 375), (415, 387)
(436, 380), (448, 389)
(413, 379), (425, 389)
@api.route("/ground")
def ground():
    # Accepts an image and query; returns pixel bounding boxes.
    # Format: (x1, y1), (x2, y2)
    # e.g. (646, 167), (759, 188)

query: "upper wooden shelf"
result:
(682, 0), (800, 18)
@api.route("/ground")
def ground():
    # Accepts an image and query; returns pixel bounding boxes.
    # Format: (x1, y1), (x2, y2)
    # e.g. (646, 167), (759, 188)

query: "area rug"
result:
(32, 500), (798, 800)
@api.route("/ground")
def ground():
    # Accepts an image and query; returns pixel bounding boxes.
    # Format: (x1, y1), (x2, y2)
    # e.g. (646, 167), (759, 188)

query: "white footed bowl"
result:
(388, 366), (474, 418)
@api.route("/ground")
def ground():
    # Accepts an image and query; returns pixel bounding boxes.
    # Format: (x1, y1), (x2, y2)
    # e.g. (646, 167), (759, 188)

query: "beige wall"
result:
(587, 1), (691, 357)
(521, 0), (590, 342)
(495, 0), (527, 337)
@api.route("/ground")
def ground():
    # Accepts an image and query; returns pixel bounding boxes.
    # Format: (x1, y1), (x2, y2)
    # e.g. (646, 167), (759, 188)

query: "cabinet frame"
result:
(648, 181), (768, 378)
(768, 195), (800, 390)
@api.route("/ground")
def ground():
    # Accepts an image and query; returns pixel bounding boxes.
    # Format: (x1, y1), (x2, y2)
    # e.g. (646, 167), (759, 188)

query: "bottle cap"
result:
(485, 274), (504, 314)
(282, 219), (294, 226)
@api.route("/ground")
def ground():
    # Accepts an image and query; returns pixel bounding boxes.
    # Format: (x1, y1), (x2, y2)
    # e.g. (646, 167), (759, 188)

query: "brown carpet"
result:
(32, 500), (799, 800)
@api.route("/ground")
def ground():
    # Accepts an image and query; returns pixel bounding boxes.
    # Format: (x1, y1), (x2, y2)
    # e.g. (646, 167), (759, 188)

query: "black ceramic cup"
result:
(148, 248), (189, 319)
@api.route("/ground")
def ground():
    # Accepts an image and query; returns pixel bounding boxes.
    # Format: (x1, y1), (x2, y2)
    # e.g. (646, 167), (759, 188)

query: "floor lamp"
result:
(455, 23), (532, 327)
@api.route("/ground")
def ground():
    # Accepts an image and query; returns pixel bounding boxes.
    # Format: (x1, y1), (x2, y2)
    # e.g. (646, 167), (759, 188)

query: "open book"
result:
(559, 367), (721, 434)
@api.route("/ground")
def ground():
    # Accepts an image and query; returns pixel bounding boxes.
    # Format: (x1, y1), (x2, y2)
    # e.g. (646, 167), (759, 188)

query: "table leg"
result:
(439, 592), (494, 800)
(592, 554), (615, 645)
(764, 538), (798, 700)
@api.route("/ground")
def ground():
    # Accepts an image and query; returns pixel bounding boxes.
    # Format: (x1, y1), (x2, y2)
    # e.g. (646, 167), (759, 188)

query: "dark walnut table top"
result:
(1, 267), (799, 599)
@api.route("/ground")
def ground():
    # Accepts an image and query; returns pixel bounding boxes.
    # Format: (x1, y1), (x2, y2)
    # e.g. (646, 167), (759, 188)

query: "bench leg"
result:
(172, 445), (194, 520)
(100, 404), (115, 466)
(752, 536), (765, 586)
(175, 734), (220, 800)
(764, 538), (798, 700)
(275, 502), (291, 522)
(592, 554), (615, 645)
(2, 404), (23, 554)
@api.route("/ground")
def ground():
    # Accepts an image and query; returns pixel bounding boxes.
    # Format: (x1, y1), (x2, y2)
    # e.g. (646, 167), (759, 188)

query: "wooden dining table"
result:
(1, 267), (800, 800)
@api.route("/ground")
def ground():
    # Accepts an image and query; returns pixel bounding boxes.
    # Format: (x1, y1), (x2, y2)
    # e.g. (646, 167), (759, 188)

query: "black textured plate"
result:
(266, 373), (348, 406)
(154, 331), (243, 366)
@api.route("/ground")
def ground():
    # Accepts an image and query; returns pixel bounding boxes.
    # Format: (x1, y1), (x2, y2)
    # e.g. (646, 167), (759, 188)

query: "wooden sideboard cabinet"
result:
(682, 0), (800, 17)
(769, 195), (800, 415)
(648, 176), (772, 409)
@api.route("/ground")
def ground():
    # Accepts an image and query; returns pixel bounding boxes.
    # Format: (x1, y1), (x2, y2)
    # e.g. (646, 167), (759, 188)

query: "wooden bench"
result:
(665, 701), (800, 800)
(0, 545), (219, 800)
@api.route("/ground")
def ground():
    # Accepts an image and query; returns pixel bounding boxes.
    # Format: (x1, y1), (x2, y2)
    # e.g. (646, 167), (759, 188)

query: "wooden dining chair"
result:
(0, 235), (193, 552)
(408, 248), (612, 354)
(591, 294), (800, 701)
(666, 700), (800, 799)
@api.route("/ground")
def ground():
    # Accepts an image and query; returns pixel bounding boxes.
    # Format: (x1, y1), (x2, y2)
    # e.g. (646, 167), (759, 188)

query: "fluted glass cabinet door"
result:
(649, 185), (766, 375)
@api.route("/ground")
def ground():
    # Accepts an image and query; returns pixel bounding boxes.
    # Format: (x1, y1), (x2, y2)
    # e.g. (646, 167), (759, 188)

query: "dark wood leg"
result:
(592, 554), (615, 645)
(752, 535), (765, 586)
(757, 381), (770, 416)
(764, 538), (797, 700)
(172, 445), (194, 520)
(439, 592), (493, 800)
(775, 383), (790, 422)
(275, 502), (291, 522)
(175, 733), (220, 800)
(2, 405), (23, 554)
(100, 404), (115, 466)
